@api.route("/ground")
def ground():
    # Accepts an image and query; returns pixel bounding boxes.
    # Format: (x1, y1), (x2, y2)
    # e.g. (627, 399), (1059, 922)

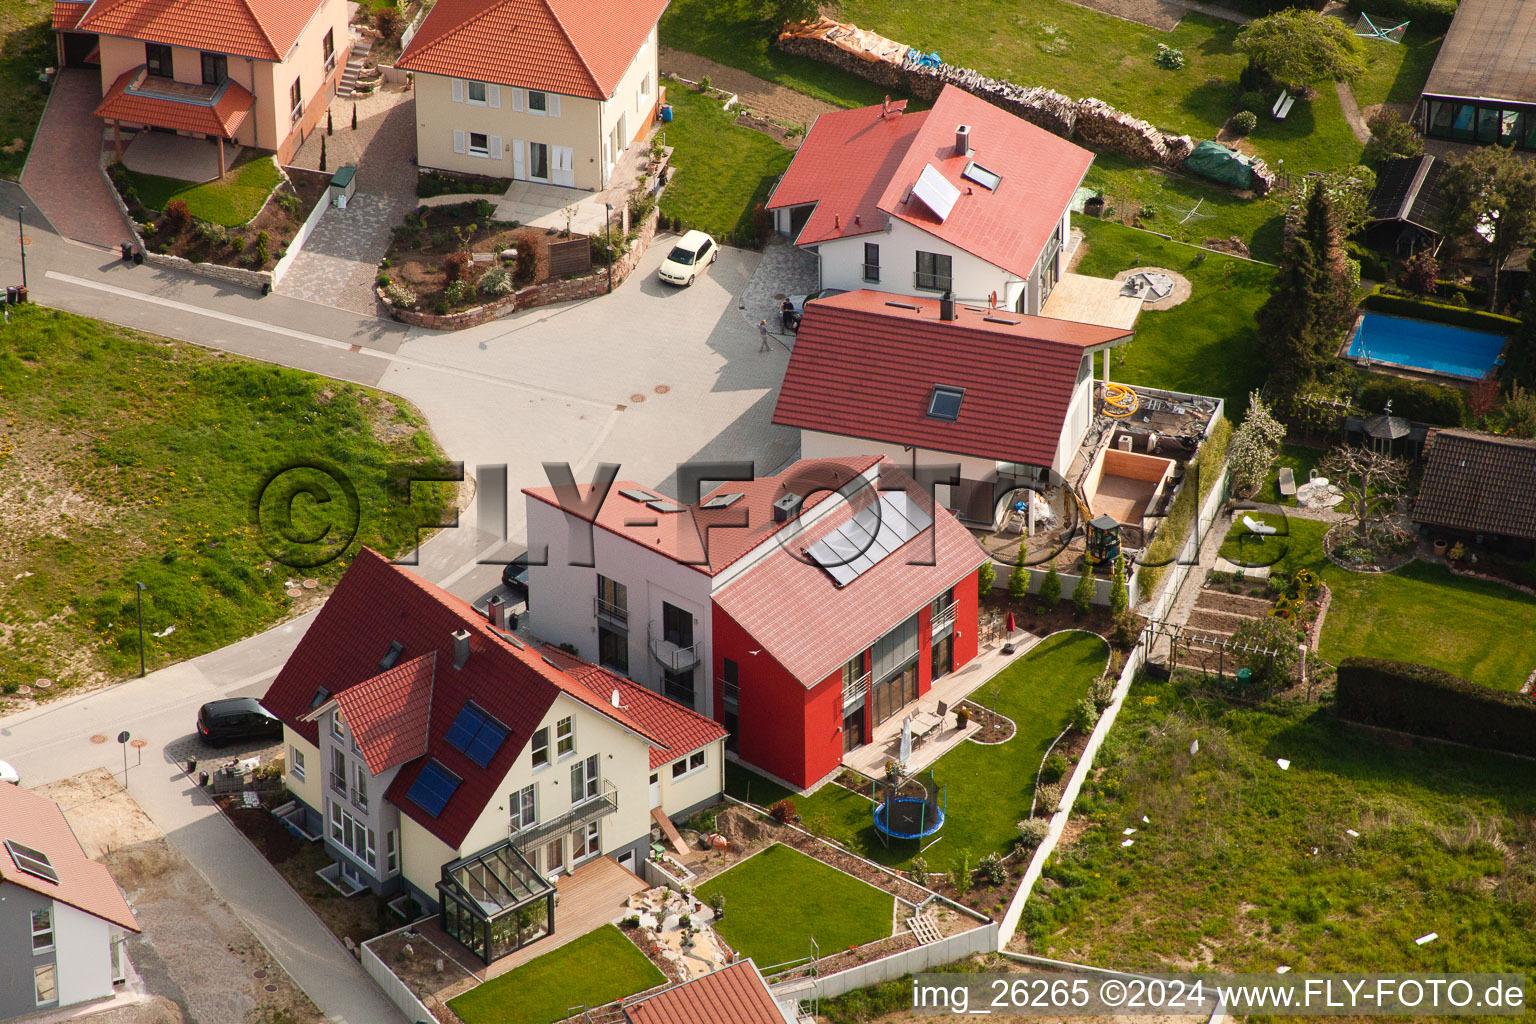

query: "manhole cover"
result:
(302, 579), (318, 589)
(264, 985), (277, 993)
(130, 739), (148, 749)
(253, 970), (268, 980)
(90, 734), (108, 744)
(629, 393), (646, 404)
(653, 385), (670, 394)
(286, 588), (303, 598)
(34, 678), (52, 689)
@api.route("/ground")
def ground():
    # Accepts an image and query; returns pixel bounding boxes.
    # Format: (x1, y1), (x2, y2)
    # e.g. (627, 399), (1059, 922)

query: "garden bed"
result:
(957, 698), (1015, 744)
(1324, 521), (1416, 573)
(380, 199), (558, 315)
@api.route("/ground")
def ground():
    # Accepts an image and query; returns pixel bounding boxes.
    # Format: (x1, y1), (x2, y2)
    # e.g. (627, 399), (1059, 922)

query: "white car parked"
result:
(657, 230), (719, 287)
(0, 760), (19, 785)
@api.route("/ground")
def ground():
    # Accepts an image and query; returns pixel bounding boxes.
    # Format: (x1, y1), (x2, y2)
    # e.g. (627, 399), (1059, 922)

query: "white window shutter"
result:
(512, 139), (525, 179)
(488, 84), (500, 108)
(548, 94), (561, 117)
(510, 88), (525, 113)
(451, 79), (464, 103)
(453, 129), (466, 154)
(489, 135), (502, 160)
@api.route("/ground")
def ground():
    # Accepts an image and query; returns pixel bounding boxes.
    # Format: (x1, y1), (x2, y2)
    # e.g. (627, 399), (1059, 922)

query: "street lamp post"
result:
(16, 206), (26, 293)
(135, 582), (147, 677)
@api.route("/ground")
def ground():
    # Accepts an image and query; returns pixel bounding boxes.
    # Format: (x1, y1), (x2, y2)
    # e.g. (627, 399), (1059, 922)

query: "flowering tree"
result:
(1228, 390), (1288, 496)
(1318, 445), (1407, 542)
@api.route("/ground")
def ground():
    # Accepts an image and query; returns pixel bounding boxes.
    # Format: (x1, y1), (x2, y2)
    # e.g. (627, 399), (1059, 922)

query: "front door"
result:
(649, 772), (661, 809)
(842, 704), (866, 753)
(552, 146), (575, 187)
(528, 141), (550, 182)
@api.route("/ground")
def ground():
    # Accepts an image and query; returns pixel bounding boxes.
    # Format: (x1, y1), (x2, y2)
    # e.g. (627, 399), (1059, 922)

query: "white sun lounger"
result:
(1242, 515), (1278, 536)
(1278, 466), (1297, 497)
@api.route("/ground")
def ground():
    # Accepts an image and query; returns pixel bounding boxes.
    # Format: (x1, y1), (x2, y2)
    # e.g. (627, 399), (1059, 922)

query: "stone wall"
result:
(381, 288), (518, 329)
(777, 26), (1273, 184)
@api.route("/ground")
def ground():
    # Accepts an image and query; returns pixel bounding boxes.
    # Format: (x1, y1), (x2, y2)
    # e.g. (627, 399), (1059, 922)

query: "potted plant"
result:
(955, 706), (970, 729)
(1448, 541), (1466, 565)
(1433, 538), (1448, 557)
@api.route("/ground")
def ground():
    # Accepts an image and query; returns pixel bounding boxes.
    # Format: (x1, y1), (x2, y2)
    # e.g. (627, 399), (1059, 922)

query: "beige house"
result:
(396, 0), (667, 191)
(55, 0), (348, 171)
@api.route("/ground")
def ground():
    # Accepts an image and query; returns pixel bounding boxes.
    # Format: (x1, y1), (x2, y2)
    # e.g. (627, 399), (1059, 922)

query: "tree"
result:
(1500, 385), (1536, 438)
(1072, 563), (1096, 617)
(1008, 555), (1030, 603)
(1438, 145), (1536, 311)
(1317, 445), (1408, 543)
(1504, 250), (1536, 390)
(1108, 555), (1129, 618)
(1263, 185), (1356, 391)
(1364, 108), (1422, 163)
(1228, 389), (1288, 496)
(1236, 9), (1365, 89)
(1232, 616), (1305, 689)
(977, 559), (996, 597)
(1399, 249), (1438, 297)
(352, 103), (358, 131)
(319, 135), (327, 173)
(1292, 166), (1376, 240)
(326, 109), (333, 135)
(1039, 559), (1062, 609)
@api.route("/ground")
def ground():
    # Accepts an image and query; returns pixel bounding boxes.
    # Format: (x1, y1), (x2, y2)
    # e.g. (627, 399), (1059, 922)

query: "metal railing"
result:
(352, 785), (368, 813)
(931, 604), (957, 638)
(329, 771), (346, 795)
(510, 779), (618, 850)
(649, 634), (698, 673)
(861, 264), (880, 282)
(595, 597), (628, 628)
(914, 271), (951, 292)
(719, 677), (740, 705)
(843, 671), (870, 710)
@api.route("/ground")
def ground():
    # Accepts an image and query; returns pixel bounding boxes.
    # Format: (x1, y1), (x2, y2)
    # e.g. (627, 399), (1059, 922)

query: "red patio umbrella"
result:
(1005, 609), (1016, 635)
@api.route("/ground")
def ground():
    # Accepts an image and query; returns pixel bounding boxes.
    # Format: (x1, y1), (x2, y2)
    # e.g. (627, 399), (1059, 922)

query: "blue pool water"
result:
(1346, 313), (1506, 379)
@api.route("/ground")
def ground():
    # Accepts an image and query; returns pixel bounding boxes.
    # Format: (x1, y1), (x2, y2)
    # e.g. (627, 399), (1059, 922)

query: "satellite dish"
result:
(610, 689), (621, 708)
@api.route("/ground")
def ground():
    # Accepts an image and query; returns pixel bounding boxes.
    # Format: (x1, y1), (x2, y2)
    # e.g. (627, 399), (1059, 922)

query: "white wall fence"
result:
(362, 923), (441, 1024)
(770, 921), (1000, 1004)
(1147, 462), (1232, 624)
(269, 181), (335, 287)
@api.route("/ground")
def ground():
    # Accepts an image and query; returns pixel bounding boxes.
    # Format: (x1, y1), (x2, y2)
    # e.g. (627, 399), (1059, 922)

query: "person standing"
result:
(759, 319), (771, 352)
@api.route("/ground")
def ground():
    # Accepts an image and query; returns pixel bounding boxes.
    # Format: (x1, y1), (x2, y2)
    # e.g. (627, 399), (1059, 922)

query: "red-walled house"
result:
(524, 456), (989, 790)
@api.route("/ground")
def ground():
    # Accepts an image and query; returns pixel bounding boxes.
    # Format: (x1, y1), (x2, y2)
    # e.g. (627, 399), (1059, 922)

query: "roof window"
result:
(927, 385), (965, 422)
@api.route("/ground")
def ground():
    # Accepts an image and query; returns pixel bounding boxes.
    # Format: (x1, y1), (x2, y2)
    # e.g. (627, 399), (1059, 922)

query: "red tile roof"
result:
(397, 0), (667, 100)
(52, 0), (90, 30)
(263, 548), (664, 850)
(95, 67), (254, 137)
(713, 459), (988, 686)
(624, 960), (785, 1024)
(0, 784), (140, 933)
(77, 0), (327, 62)
(766, 101), (926, 246)
(774, 290), (1129, 467)
(771, 85), (1093, 278)
(541, 647), (728, 769)
(522, 456), (882, 577)
(319, 653), (437, 775)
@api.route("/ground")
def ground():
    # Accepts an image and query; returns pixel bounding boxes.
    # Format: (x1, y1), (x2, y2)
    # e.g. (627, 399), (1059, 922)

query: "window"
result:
(596, 574), (628, 625)
(329, 799), (343, 842)
(671, 758), (689, 780)
(201, 52), (227, 86)
(555, 716), (574, 757)
(322, 29), (335, 65)
(577, 822), (600, 861)
(544, 838), (565, 874)
(671, 749), (707, 780)
(863, 242), (880, 283)
(927, 385), (965, 421)
(289, 746), (306, 782)
(331, 710), (344, 739)
(7, 841), (61, 884)
(31, 907), (53, 953)
(529, 141), (550, 180)
(528, 90), (548, 114)
(915, 251), (952, 292)
(330, 800), (375, 866)
(961, 161), (1002, 190)
(145, 43), (172, 78)
(690, 750), (705, 771)
(405, 760), (461, 817)
(510, 784), (536, 830)
(638, 73), (650, 105)
(34, 965), (56, 1006)
(467, 80), (487, 104)
(351, 759), (368, 811)
(331, 747), (346, 795)
(598, 625), (628, 674)
(289, 77), (303, 120)
(531, 726), (550, 767)
(386, 830), (398, 874)
(468, 132), (489, 157)
(570, 754), (599, 805)
(444, 702), (510, 767)
(662, 669), (695, 708)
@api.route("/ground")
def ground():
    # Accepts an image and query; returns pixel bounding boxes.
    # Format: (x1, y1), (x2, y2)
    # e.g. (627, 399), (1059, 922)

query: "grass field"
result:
(0, 306), (455, 690)
(659, 84), (794, 245)
(121, 153), (283, 226)
(0, 0), (52, 180)
(445, 925), (665, 1024)
(1257, 443), (1327, 505)
(1220, 514), (1536, 690)
(1025, 676), (1536, 975)
(1350, 26), (1444, 114)
(1074, 218), (1275, 417)
(697, 844), (894, 970)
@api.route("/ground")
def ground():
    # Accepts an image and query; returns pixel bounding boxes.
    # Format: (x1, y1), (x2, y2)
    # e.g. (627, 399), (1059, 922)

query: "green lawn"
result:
(724, 759), (797, 807)
(1074, 218), (1275, 417)
(0, 306), (454, 690)
(121, 153), (283, 227)
(445, 925), (665, 1024)
(1219, 514), (1536, 690)
(0, 0), (52, 180)
(1257, 443), (1326, 505)
(757, 633), (1110, 876)
(659, 84), (794, 245)
(696, 844), (894, 970)
(1350, 26), (1444, 114)
(1026, 677), (1536, 975)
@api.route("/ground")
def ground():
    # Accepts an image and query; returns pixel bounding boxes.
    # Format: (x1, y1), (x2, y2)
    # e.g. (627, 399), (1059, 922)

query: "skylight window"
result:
(806, 491), (935, 587)
(911, 164), (960, 222)
(444, 702), (510, 768)
(962, 161), (1001, 191)
(927, 385), (965, 422)
(619, 488), (661, 503)
(5, 840), (58, 884)
(405, 760), (461, 817)
(647, 500), (686, 513)
(308, 687), (331, 710)
(702, 493), (744, 509)
(378, 640), (404, 670)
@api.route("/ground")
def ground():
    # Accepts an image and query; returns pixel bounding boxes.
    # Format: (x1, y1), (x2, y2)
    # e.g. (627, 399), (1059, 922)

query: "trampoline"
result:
(873, 770), (946, 846)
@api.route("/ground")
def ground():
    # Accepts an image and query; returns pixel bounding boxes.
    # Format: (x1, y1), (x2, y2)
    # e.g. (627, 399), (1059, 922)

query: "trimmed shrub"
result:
(1238, 90), (1267, 115)
(977, 852), (1007, 886)
(1070, 697), (1097, 735)
(1072, 562), (1096, 616)
(1336, 657), (1536, 757)
(1039, 559), (1062, 609)
(443, 249), (473, 283)
(442, 279), (471, 305)
(767, 798), (796, 824)
(1361, 287), (1520, 334)
(1231, 110), (1258, 136)
(1017, 817), (1050, 848)
(164, 199), (190, 231)
(1356, 373), (1466, 426)
(478, 265), (513, 298)
(383, 280), (417, 308)
(509, 226), (550, 283)
(1038, 753), (1068, 785)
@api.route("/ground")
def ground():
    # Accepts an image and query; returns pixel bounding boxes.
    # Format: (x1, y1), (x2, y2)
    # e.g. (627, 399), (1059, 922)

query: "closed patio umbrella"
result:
(1005, 609), (1016, 635)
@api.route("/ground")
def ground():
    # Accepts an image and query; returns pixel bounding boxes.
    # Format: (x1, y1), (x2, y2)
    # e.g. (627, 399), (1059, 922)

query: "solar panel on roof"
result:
(5, 839), (59, 884)
(702, 493), (744, 509)
(405, 760), (461, 817)
(443, 702), (510, 768)
(807, 491), (935, 587)
(911, 164), (960, 222)
(619, 488), (660, 503)
(647, 500), (686, 513)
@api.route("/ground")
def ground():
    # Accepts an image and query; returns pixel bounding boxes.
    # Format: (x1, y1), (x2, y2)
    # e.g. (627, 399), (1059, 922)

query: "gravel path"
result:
(660, 48), (839, 129)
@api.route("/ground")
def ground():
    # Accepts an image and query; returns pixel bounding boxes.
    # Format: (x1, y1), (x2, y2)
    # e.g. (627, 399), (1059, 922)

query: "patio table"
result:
(911, 710), (943, 741)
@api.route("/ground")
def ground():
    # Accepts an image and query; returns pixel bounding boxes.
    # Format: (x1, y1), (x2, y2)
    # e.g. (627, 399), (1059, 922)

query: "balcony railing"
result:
(862, 264), (880, 282)
(932, 603), (957, 639)
(351, 786), (368, 813)
(509, 779), (618, 850)
(329, 772), (346, 795)
(595, 597), (628, 628)
(914, 271), (951, 292)
(650, 635), (699, 673)
(719, 677), (740, 705)
(324, 52), (337, 74)
(843, 671), (870, 710)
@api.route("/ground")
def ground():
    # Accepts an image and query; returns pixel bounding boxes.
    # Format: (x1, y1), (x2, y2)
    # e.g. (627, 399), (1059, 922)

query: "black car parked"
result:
(197, 697), (283, 747)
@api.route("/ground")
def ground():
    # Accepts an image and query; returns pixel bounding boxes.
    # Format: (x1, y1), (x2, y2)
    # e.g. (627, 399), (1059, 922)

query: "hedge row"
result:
(1136, 416), (1232, 598)
(1360, 288), (1520, 335)
(1336, 657), (1536, 758)
(1355, 373), (1466, 426)
(1344, 0), (1458, 33)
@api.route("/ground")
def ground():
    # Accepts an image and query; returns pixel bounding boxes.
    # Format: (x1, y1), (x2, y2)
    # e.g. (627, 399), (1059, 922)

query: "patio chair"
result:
(937, 701), (949, 723)
(1278, 466), (1297, 497)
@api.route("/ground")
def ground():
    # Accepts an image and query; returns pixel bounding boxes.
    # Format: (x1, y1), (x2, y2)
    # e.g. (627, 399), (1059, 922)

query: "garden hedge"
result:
(1137, 416), (1231, 598)
(1360, 289), (1520, 335)
(1344, 0), (1457, 33)
(1355, 373), (1466, 426)
(1336, 657), (1536, 757)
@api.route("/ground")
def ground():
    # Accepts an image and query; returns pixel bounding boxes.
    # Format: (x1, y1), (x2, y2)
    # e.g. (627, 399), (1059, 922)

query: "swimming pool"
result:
(1346, 313), (1506, 379)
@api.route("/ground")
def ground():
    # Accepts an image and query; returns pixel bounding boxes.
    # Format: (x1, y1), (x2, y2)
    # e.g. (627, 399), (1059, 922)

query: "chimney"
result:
(772, 492), (803, 523)
(451, 628), (471, 670)
(955, 124), (971, 157)
(487, 593), (507, 629)
(940, 290), (956, 322)
(881, 94), (889, 118)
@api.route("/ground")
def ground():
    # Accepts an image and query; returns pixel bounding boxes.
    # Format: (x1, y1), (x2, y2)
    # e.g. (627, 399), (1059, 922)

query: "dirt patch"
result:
(958, 699), (1015, 743)
(1114, 266), (1192, 311)
(1059, 0), (1186, 30)
(660, 48), (838, 130)
(34, 771), (324, 1024)
(733, 110), (801, 149)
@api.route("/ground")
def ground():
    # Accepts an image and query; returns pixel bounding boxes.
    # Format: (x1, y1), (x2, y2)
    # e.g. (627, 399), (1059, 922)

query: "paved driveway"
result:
(21, 69), (132, 250)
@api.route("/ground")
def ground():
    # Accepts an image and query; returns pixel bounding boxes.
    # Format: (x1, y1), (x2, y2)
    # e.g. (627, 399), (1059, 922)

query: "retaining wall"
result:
(770, 922), (1000, 1003)
(361, 926), (439, 1024)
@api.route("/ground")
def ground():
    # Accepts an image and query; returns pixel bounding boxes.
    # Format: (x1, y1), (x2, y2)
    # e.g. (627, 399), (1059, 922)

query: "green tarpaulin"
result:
(1183, 140), (1256, 190)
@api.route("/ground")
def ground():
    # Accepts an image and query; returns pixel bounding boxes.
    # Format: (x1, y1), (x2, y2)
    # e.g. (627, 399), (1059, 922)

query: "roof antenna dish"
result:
(611, 689), (623, 708)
